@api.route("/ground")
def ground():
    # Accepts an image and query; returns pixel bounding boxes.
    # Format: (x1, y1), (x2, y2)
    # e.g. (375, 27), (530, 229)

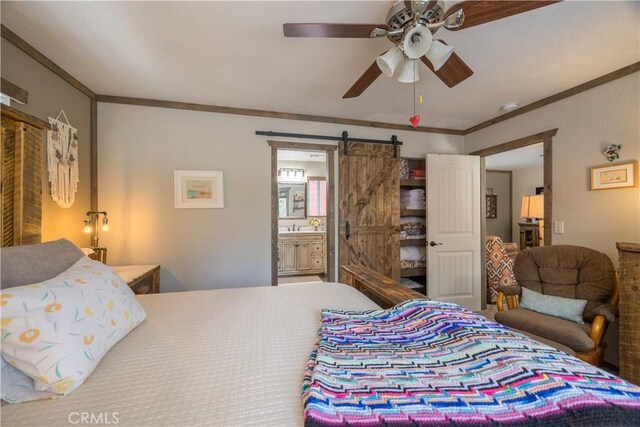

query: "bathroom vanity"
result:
(278, 231), (325, 276)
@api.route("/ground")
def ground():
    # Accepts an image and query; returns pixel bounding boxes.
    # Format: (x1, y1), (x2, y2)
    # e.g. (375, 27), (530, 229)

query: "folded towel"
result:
(401, 246), (426, 262)
(400, 216), (426, 225)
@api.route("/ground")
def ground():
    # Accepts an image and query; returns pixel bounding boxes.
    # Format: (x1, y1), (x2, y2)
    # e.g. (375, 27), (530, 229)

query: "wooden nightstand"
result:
(111, 265), (160, 295)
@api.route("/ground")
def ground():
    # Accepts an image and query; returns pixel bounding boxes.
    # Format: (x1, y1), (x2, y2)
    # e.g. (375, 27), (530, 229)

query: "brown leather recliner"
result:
(495, 245), (619, 366)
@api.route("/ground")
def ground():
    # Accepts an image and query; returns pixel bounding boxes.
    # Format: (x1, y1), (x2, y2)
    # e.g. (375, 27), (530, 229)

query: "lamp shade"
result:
(402, 25), (433, 59)
(425, 40), (454, 71)
(376, 46), (404, 77)
(403, 25), (433, 59)
(529, 194), (544, 219)
(396, 59), (420, 83)
(521, 194), (544, 219)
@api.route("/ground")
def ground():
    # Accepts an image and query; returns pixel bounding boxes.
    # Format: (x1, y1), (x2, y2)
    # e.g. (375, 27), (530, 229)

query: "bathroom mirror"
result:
(278, 182), (307, 219)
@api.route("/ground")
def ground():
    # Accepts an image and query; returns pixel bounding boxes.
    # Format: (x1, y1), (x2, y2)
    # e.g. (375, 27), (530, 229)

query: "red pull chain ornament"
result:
(408, 64), (422, 128)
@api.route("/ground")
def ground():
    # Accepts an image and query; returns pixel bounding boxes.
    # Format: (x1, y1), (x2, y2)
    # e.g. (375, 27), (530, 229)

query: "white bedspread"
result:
(2, 283), (379, 426)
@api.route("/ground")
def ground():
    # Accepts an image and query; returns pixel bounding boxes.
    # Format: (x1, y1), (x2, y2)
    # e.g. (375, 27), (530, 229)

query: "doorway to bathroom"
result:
(268, 141), (337, 286)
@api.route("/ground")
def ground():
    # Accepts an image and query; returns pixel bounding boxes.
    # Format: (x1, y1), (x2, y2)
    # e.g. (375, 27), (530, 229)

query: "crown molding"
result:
(95, 95), (465, 135)
(3, 25), (637, 139)
(1, 25), (95, 99)
(464, 62), (640, 135)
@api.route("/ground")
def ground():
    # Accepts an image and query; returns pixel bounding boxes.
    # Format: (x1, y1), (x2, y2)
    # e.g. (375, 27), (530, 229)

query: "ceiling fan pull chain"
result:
(413, 66), (416, 117)
(409, 61), (422, 128)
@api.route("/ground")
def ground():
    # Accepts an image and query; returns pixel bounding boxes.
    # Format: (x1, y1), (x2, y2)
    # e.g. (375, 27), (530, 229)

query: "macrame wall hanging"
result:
(47, 110), (79, 208)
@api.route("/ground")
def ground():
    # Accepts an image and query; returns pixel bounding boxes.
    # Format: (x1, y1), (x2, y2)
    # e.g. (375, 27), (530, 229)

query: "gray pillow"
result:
(0, 239), (85, 289)
(520, 287), (588, 324)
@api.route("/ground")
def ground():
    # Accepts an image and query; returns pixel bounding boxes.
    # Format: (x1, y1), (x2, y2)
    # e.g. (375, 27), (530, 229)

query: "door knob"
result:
(429, 241), (443, 247)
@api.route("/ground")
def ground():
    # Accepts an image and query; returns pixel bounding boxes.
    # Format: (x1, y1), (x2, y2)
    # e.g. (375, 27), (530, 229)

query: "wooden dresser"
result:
(617, 242), (640, 385)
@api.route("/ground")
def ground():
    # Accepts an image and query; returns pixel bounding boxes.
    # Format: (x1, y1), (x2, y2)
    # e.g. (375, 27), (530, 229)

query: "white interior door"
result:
(427, 154), (481, 310)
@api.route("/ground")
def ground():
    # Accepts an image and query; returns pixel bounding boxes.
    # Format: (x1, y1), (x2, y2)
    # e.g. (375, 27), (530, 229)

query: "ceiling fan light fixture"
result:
(376, 46), (404, 77)
(402, 24), (433, 59)
(396, 59), (420, 83)
(444, 9), (465, 29)
(424, 39), (454, 71)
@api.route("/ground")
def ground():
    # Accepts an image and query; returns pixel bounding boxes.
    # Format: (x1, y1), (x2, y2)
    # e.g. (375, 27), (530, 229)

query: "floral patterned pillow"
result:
(1, 256), (147, 403)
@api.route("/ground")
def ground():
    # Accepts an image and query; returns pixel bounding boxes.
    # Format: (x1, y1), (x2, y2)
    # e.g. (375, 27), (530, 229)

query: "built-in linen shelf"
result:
(400, 179), (426, 187)
(400, 209), (426, 217)
(400, 238), (426, 247)
(400, 268), (427, 277)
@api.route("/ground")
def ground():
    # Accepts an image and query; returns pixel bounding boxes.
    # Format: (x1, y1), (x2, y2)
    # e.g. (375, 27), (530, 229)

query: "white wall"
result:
(511, 166), (543, 244)
(466, 74), (639, 366)
(98, 103), (464, 292)
(2, 39), (92, 247)
(466, 74), (640, 265)
(486, 171), (511, 242)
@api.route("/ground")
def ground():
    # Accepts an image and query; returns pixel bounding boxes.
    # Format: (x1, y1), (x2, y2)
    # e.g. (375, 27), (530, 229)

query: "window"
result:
(307, 177), (326, 217)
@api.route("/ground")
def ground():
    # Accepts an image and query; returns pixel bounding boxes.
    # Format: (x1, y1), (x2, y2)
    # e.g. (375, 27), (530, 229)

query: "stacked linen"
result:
(401, 189), (425, 209)
(400, 216), (426, 240)
(400, 246), (426, 269)
(400, 277), (423, 290)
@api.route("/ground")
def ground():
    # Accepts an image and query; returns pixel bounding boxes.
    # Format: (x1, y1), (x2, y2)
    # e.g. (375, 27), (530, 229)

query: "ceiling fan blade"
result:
(444, 1), (561, 31)
(421, 48), (473, 88)
(343, 60), (383, 99)
(283, 23), (388, 38)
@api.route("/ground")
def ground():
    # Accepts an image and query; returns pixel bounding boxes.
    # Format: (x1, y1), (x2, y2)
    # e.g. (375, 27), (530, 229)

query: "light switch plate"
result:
(554, 221), (564, 234)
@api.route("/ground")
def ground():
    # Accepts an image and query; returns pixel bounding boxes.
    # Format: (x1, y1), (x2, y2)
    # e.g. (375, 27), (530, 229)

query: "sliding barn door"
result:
(339, 143), (400, 281)
(427, 154), (481, 310)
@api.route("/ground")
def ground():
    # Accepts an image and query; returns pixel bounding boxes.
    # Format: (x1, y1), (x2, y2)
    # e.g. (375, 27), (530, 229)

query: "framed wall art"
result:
(590, 161), (638, 191)
(174, 170), (224, 208)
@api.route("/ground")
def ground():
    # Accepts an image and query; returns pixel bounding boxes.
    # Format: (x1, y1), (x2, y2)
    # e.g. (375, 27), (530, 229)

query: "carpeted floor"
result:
(477, 304), (498, 321)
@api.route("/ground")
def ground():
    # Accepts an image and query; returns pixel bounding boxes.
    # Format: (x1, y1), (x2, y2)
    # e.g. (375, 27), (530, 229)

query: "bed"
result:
(1, 242), (639, 426)
(1, 281), (379, 426)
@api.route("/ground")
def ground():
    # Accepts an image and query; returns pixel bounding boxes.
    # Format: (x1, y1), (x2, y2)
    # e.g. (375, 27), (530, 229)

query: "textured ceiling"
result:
(2, 1), (639, 129)
(485, 143), (543, 170)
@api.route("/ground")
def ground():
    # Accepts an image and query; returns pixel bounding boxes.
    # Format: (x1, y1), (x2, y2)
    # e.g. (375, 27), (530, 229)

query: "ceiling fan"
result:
(284, 1), (560, 98)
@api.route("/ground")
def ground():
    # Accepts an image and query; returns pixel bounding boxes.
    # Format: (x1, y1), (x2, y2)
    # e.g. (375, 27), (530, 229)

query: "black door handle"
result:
(345, 221), (350, 240)
(429, 241), (443, 247)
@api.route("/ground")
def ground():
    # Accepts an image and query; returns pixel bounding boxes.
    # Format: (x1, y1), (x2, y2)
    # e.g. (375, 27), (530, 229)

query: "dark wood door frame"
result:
(268, 140), (337, 286)
(470, 128), (557, 247)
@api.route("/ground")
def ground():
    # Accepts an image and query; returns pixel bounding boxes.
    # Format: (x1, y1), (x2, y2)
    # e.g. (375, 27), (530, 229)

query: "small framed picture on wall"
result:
(590, 161), (638, 191)
(174, 170), (224, 208)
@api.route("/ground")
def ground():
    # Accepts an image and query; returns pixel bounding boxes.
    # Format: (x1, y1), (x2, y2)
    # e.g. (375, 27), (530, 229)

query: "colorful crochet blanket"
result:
(302, 300), (640, 426)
